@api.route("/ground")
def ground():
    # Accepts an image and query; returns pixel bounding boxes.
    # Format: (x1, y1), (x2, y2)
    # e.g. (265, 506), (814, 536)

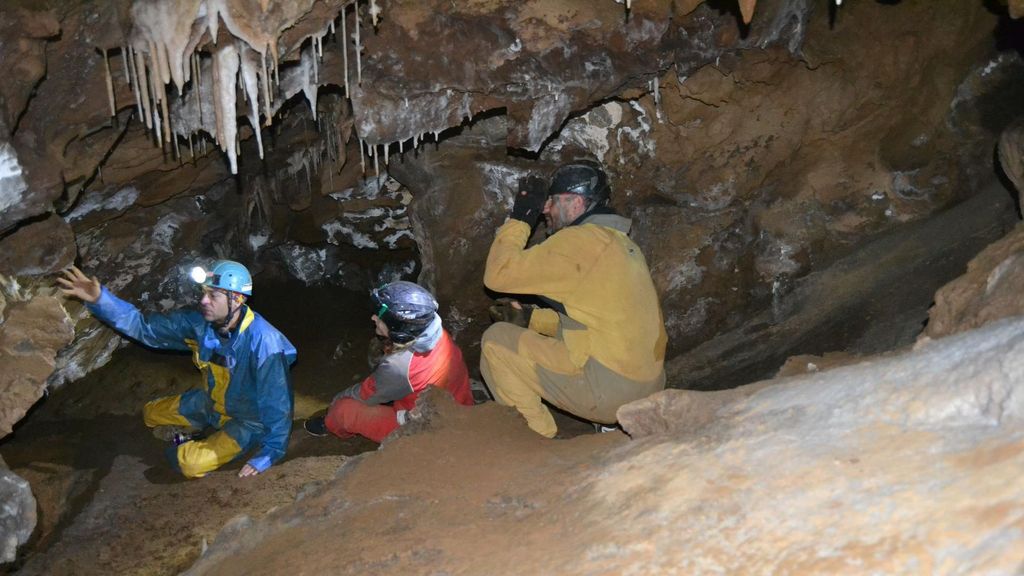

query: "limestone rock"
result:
(0, 294), (74, 438)
(0, 457), (36, 565)
(924, 222), (1024, 340)
(0, 215), (76, 277)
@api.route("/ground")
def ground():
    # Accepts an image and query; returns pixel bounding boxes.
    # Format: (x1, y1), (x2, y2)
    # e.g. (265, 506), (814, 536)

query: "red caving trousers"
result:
(324, 398), (399, 443)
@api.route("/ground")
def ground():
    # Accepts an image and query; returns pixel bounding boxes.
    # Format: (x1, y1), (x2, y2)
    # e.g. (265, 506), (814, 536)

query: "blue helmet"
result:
(191, 260), (253, 296)
(371, 281), (438, 343)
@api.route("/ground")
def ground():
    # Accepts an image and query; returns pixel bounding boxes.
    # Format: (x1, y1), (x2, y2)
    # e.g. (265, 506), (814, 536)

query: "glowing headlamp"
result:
(190, 266), (209, 284)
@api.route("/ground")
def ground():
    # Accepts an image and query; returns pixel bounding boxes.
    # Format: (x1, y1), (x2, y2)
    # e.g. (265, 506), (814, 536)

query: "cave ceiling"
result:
(0, 0), (818, 236)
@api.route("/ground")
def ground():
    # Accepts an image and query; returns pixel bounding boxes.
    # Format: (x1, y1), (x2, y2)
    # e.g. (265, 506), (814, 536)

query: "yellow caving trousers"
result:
(143, 394), (244, 479)
(480, 322), (663, 438)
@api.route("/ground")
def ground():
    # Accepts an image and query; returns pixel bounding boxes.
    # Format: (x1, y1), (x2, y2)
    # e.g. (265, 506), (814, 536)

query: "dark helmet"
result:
(370, 281), (439, 343)
(547, 159), (611, 206)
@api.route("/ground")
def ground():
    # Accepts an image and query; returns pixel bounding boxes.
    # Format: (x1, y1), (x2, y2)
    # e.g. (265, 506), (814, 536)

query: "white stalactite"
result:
(342, 10), (349, 96)
(134, 47), (152, 129)
(103, 50), (116, 117)
(212, 43), (241, 174)
(239, 45), (264, 159)
(129, 46), (143, 120)
(370, 0), (381, 27)
(121, 46), (131, 88)
(355, 4), (362, 85)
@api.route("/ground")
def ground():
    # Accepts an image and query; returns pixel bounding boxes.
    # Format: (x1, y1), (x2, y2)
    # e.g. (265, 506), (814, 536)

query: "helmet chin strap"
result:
(215, 294), (243, 334)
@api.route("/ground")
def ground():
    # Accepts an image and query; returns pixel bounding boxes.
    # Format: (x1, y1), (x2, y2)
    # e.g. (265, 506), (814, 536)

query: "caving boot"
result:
(469, 378), (492, 404)
(303, 415), (329, 437)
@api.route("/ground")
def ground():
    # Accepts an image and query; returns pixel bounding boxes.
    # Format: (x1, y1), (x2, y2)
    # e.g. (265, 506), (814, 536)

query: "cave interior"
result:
(1, 0), (1024, 574)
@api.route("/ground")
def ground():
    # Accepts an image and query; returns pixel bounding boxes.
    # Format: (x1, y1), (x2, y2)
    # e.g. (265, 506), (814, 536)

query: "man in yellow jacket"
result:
(481, 160), (667, 438)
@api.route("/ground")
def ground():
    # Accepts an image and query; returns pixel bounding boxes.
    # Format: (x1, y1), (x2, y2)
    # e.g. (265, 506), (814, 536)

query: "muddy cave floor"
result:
(0, 281), (600, 575)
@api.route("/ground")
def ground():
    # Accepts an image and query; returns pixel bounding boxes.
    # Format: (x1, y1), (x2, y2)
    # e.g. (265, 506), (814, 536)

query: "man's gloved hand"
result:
(489, 298), (533, 328)
(510, 176), (548, 227)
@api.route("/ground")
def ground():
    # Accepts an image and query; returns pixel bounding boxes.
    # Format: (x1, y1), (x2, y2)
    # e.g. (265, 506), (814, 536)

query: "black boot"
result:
(303, 415), (328, 437)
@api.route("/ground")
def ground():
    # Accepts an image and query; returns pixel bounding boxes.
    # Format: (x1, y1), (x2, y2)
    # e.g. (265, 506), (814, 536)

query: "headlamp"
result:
(190, 266), (209, 284)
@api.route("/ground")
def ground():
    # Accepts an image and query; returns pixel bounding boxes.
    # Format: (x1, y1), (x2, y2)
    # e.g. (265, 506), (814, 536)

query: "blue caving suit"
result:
(88, 287), (297, 478)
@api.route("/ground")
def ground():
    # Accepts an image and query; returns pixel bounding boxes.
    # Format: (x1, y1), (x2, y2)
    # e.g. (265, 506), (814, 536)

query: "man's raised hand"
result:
(57, 266), (101, 303)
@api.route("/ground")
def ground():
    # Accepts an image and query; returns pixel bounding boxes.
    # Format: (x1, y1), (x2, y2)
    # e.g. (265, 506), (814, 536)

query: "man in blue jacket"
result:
(58, 260), (296, 479)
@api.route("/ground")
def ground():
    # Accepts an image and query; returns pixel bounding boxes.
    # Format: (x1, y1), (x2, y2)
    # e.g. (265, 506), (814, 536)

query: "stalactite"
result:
(342, 9), (349, 96)
(117, 0), (392, 173)
(370, 0), (382, 27)
(355, 3), (362, 85)
(260, 52), (272, 122)
(212, 43), (241, 173)
(135, 47), (152, 129)
(312, 43), (319, 83)
(192, 52), (204, 125)
(103, 50), (116, 117)
(129, 47), (143, 121)
(121, 46), (131, 89)
(359, 138), (365, 174)
(239, 45), (264, 159)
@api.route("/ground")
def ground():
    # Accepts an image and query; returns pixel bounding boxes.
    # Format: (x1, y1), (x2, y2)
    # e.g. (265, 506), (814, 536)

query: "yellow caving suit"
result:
(481, 212), (667, 437)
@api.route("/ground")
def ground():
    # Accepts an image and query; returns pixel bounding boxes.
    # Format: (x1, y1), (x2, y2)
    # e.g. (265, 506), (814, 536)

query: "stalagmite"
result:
(103, 50), (117, 117)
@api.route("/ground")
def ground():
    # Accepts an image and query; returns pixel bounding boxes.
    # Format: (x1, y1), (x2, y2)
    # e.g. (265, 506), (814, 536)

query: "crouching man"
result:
(304, 281), (473, 442)
(481, 160), (668, 438)
(59, 261), (296, 479)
